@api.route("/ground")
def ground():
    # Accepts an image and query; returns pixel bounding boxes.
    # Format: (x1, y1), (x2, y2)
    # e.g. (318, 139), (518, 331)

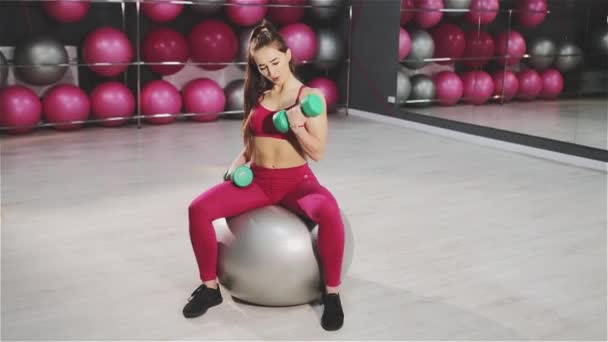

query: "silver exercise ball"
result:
(0, 52), (8, 88)
(396, 67), (411, 104)
(527, 37), (556, 70)
(408, 74), (435, 106)
(310, 0), (344, 20)
(224, 79), (245, 119)
(13, 36), (68, 86)
(445, 0), (471, 17)
(192, 0), (225, 15)
(315, 29), (345, 69)
(554, 42), (583, 72)
(217, 205), (354, 306)
(238, 27), (254, 71)
(403, 29), (434, 70)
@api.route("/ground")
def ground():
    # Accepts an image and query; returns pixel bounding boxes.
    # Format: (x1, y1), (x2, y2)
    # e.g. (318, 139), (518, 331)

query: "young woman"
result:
(183, 20), (346, 331)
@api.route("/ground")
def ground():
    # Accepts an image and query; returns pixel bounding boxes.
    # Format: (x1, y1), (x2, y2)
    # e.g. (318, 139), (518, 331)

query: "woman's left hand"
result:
(286, 106), (307, 130)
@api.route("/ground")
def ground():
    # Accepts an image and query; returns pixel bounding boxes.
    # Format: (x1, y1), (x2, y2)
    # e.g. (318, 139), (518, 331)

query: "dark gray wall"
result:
(348, 0), (401, 115)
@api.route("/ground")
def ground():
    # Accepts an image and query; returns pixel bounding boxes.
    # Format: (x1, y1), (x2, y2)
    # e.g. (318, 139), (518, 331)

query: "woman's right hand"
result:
(223, 169), (232, 181)
(224, 165), (238, 180)
(225, 147), (249, 181)
(224, 163), (247, 181)
(224, 164), (254, 187)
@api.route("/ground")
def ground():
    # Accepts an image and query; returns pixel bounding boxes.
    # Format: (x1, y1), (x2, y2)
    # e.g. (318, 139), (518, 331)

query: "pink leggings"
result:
(188, 163), (345, 287)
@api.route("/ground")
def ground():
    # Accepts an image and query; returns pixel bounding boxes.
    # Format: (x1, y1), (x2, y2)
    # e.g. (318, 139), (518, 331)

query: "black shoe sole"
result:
(321, 321), (344, 331)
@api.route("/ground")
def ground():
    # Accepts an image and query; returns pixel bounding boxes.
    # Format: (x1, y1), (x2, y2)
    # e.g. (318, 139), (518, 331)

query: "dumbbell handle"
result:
(273, 94), (324, 133)
(224, 165), (254, 188)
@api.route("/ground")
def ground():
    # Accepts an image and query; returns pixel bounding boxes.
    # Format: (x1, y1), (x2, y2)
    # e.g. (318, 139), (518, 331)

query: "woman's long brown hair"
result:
(242, 19), (296, 161)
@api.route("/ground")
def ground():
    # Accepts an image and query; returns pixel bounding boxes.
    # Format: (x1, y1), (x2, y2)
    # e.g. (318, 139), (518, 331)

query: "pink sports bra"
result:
(249, 85), (306, 140)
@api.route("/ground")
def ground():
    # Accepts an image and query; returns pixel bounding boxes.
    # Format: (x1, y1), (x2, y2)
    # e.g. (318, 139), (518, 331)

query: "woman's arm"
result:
(227, 108), (255, 175)
(286, 88), (328, 161)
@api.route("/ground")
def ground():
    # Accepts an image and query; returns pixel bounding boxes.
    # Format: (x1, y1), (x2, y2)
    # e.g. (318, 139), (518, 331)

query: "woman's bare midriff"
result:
(251, 136), (307, 168)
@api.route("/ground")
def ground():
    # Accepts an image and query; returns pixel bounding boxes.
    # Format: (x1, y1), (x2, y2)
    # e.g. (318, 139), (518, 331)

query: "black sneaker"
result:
(321, 293), (344, 331)
(182, 284), (223, 318)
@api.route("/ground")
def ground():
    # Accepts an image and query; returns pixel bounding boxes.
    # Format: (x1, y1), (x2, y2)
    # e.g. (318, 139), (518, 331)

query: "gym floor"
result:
(1, 114), (606, 340)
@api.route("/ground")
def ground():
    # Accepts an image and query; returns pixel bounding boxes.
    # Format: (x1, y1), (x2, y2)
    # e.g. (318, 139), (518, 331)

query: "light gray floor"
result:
(1, 114), (606, 340)
(403, 98), (608, 150)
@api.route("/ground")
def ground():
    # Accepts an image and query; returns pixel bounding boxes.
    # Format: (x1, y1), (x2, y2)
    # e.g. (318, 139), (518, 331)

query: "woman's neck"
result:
(272, 73), (300, 95)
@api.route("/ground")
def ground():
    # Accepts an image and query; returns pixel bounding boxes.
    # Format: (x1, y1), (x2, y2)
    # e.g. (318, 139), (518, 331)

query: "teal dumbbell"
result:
(224, 165), (254, 188)
(272, 93), (324, 133)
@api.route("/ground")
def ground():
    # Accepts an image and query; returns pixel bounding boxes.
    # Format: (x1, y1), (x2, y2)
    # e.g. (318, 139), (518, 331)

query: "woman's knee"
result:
(318, 195), (341, 222)
(188, 196), (214, 223)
